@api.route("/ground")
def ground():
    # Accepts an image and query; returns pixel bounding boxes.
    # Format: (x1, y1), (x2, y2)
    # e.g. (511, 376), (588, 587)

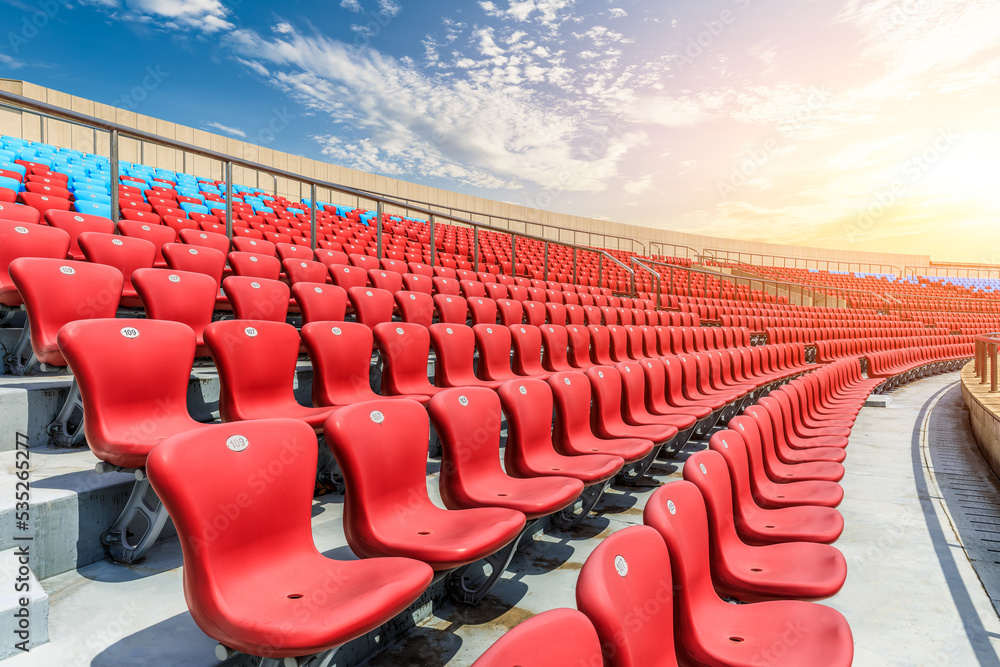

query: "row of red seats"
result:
(814, 335), (973, 364)
(864, 345), (972, 391)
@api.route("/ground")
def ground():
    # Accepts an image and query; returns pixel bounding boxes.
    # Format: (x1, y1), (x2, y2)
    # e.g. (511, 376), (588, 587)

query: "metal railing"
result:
(974, 333), (1000, 392)
(354, 189), (647, 256)
(633, 256), (896, 312)
(0, 89), (636, 294)
(905, 264), (1000, 280)
(647, 241), (701, 260)
(703, 249), (902, 276)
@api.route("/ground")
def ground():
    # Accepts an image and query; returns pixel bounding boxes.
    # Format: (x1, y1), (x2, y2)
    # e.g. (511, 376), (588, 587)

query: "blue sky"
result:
(2, 0), (1000, 262)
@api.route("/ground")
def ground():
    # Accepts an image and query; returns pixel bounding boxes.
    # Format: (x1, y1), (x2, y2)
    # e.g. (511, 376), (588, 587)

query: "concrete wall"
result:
(0, 78), (931, 271)
(961, 363), (1000, 479)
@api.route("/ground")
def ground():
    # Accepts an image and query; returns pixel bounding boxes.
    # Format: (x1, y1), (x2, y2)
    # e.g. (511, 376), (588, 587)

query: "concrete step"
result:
(0, 546), (49, 659)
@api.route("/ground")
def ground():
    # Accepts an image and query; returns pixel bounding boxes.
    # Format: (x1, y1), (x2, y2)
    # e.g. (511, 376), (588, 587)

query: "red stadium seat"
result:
(467, 296), (498, 325)
(178, 228), (230, 254)
(44, 210), (115, 260)
(509, 324), (549, 378)
(644, 479), (854, 666)
(291, 282), (347, 324)
(547, 371), (656, 484)
(0, 201), (42, 225)
(78, 232), (156, 308)
(470, 609), (603, 667)
(429, 323), (503, 389)
(204, 319), (337, 430)
(684, 450), (843, 545)
(7, 258), (122, 376)
(133, 268), (217, 357)
(649, 479), (846, 602)
(283, 258), (329, 285)
(429, 387), (583, 520)
(323, 400), (526, 604)
(329, 263), (369, 290)
(0, 221), (70, 308)
(373, 322), (446, 404)
(498, 378), (623, 527)
(303, 321), (424, 406)
(576, 525), (680, 667)
(117, 219), (176, 267)
(221, 276), (289, 322)
(229, 251), (281, 280)
(147, 418), (433, 662)
(395, 290), (434, 327)
(347, 286), (394, 329)
(57, 318), (202, 562)
(585, 366), (678, 445)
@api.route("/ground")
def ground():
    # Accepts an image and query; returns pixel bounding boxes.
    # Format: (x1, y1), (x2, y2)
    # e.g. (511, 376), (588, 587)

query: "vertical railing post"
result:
(991, 342), (997, 392)
(687, 268), (691, 298)
(598, 253), (604, 291)
(668, 266), (673, 297)
(224, 161), (233, 239)
(376, 200), (383, 260)
(473, 225), (479, 270)
(511, 232), (517, 276)
(310, 184), (317, 251)
(109, 129), (120, 227)
(429, 214), (436, 267)
(982, 341), (989, 384)
(572, 248), (578, 286)
(543, 241), (549, 280)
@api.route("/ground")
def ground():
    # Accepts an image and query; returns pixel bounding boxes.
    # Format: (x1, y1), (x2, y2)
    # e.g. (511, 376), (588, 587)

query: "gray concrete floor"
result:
(6, 372), (1000, 666)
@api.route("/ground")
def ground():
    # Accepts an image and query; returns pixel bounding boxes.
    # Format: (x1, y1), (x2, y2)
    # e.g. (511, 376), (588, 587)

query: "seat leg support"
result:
(552, 480), (610, 529)
(5, 316), (35, 375)
(101, 470), (169, 564)
(616, 443), (664, 486)
(446, 520), (535, 605)
(46, 378), (85, 447)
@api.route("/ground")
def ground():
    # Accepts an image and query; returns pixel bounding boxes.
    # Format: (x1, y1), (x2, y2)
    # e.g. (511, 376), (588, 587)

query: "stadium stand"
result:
(0, 121), (987, 667)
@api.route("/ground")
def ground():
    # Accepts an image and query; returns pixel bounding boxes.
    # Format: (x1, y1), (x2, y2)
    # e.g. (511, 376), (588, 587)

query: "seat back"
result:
(78, 232), (156, 292)
(475, 314), (521, 373)
(509, 324), (547, 376)
(231, 236), (276, 256)
(204, 320), (301, 421)
(521, 299), (546, 326)
(146, 419), (319, 638)
(428, 387), (505, 510)
(369, 269), (403, 293)
(132, 268), (217, 345)
(429, 323), (479, 387)
(329, 263), (369, 290)
(229, 251), (281, 280)
(163, 242), (226, 286)
(57, 318), (198, 468)
(324, 399), (434, 558)
(547, 371), (596, 450)
(179, 228), (230, 254)
(0, 221), (71, 305)
(395, 290), (434, 327)
(497, 378), (558, 476)
(283, 258), (329, 285)
(643, 478), (719, 632)
(9, 257), (123, 366)
(433, 293), (468, 324)
(44, 210), (115, 259)
(566, 324), (592, 368)
(496, 298), (523, 326)
(373, 321), (435, 396)
(467, 296), (497, 325)
(291, 282), (347, 324)
(301, 321), (377, 406)
(222, 276), (290, 322)
(470, 609), (602, 667)
(347, 286), (394, 329)
(117, 219), (176, 264)
(576, 524), (679, 667)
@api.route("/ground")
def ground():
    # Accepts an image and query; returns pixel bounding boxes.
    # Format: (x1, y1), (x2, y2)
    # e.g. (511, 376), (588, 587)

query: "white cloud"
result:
(623, 174), (653, 195)
(377, 0), (401, 17)
(84, 0), (234, 32)
(340, 0), (361, 11)
(479, 0), (576, 30)
(204, 121), (247, 138)
(608, 7), (627, 18)
(0, 53), (25, 69)
(223, 24), (647, 192)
